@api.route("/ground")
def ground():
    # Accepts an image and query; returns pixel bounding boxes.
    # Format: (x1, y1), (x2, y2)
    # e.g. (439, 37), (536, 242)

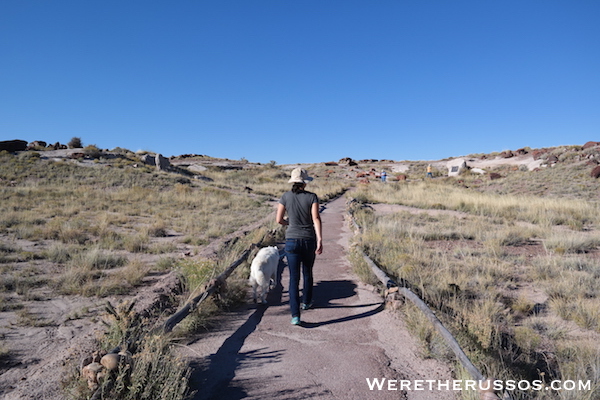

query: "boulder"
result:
(187, 164), (207, 172)
(101, 353), (121, 371)
(339, 157), (357, 166)
(26, 140), (47, 149)
(583, 141), (600, 150)
(49, 142), (67, 150)
(140, 154), (155, 166)
(0, 139), (27, 152)
(489, 173), (502, 180)
(500, 150), (514, 158)
(591, 166), (600, 179)
(81, 362), (104, 390)
(532, 149), (548, 160)
(155, 153), (170, 170)
(447, 158), (467, 177)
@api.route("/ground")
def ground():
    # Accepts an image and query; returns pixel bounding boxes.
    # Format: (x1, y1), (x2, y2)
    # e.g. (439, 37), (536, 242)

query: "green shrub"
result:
(68, 137), (83, 148)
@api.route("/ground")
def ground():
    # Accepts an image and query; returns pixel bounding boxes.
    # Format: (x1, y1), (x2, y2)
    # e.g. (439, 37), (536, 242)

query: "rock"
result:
(100, 353), (121, 371)
(500, 150), (514, 158)
(583, 141), (600, 150)
(339, 157), (357, 166)
(118, 350), (134, 369)
(79, 351), (101, 371)
(48, 142), (67, 150)
(532, 149), (548, 160)
(140, 154), (155, 166)
(187, 164), (207, 172)
(395, 174), (407, 181)
(479, 379), (500, 399)
(155, 153), (170, 170)
(547, 155), (559, 164)
(194, 175), (213, 182)
(489, 173), (502, 180)
(81, 362), (104, 390)
(0, 139), (27, 152)
(591, 166), (600, 179)
(27, 140), (47, 149)
(447, 158), (467, 177)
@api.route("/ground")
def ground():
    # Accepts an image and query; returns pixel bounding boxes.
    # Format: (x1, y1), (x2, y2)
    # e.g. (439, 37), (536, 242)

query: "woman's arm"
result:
(311, 202), (323, 254)
(276, 203), (288, 225)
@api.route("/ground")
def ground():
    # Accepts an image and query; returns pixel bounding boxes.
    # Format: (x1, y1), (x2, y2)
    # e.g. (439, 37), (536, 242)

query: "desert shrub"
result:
(177, 259), (217, 295)
(155, 257), (176, 271)
(18, 151), (40, 161)
(83, 144), (102, 158)
(68, 137), (83, 148)
(64, 302), (193, 400)
(76, 247), (126, 270)
(123, 234), (149, 253)
(544, 233), (600, 254)
(145, 223), (168, 237)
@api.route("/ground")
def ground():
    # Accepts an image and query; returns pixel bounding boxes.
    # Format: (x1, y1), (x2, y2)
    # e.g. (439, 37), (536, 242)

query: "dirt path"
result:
(181, 196), (457, 400)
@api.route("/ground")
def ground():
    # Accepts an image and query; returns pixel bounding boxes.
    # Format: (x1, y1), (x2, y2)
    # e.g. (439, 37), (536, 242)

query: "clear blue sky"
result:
(1, 1), (598, 165)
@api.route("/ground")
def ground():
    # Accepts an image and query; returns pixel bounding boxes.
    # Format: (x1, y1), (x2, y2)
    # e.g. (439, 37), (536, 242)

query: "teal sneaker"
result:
(301, 302), (313, 310)
(291, 316), (301, 326)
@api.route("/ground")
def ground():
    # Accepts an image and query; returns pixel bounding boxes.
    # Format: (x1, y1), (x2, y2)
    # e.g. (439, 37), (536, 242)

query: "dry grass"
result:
(2, 151), (335, 400)
(6, 145), (598, 399)
(63, 301), (192, 400)
(349, 175), (600, 399)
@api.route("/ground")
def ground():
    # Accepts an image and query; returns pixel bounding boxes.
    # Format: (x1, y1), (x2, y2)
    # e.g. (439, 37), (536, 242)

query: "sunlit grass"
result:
(350, 178), (600, 398)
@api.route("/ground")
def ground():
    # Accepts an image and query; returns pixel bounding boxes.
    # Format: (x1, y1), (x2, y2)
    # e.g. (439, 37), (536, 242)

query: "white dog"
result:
(249, 246), (280, 304)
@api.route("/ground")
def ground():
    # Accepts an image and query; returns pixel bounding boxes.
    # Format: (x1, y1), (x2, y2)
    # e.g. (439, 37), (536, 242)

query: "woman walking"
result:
(276, 168), (323, 326)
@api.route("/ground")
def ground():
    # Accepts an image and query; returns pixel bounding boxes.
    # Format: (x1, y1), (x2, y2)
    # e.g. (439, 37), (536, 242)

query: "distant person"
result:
(276, 168), (323, 326)
(381, 170), (387, 183)
(427, 164), (433, 178)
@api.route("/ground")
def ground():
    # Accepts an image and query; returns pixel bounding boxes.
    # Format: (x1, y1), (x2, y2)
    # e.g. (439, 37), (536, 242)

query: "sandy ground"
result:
(179, 196), (458, 400)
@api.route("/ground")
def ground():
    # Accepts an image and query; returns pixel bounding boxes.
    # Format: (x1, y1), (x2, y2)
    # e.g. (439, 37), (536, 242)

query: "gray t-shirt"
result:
(279, 190), (319, 239)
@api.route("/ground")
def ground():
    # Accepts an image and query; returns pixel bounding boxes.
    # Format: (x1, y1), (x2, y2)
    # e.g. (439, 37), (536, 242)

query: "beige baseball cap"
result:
(288, 167), (313, 183)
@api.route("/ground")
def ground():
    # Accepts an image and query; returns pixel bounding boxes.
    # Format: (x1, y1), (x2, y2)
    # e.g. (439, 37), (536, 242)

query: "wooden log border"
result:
(163, 228), (278, 333)
(90, 228), (278, 399)
(346, 199), (513, 400)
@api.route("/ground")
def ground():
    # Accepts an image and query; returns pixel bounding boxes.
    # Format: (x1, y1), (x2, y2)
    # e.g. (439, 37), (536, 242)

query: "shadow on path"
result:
(303, 279), (386, 328)
(189, 259), (287, 400)
(189, 303), (282, 400)
(188, 258), (385, 397)
(302, 303), (385, 328)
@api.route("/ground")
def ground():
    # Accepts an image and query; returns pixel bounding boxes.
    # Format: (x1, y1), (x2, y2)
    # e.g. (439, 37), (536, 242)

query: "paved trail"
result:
(184, 196), (457, 400)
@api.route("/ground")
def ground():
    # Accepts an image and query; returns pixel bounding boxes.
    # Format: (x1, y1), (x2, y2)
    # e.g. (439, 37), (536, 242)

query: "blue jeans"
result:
(285, 238), (316, 318)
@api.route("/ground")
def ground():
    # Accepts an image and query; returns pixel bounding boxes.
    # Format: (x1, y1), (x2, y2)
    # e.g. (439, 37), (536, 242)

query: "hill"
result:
(1, 140), (599, 399)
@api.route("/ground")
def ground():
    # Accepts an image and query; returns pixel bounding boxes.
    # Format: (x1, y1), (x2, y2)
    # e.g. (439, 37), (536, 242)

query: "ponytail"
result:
(291, 183), (306, 193)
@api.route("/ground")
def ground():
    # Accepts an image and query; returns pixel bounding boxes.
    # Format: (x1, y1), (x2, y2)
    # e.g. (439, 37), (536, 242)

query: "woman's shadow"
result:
(301, 279), (384, 328)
